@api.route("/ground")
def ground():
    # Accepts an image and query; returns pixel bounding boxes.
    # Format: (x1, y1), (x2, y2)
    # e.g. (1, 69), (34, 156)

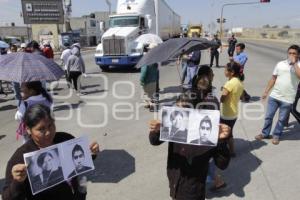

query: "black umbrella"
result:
(136, 38), (217, 68)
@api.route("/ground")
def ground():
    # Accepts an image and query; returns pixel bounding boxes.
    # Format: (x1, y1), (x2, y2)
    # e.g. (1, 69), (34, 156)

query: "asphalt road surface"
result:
(0, 40), (299, 200)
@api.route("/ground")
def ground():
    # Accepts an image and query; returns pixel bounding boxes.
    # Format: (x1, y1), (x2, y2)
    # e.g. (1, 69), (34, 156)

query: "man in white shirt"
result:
(60, 43), (72, 86)
(255, 45), (300, 145)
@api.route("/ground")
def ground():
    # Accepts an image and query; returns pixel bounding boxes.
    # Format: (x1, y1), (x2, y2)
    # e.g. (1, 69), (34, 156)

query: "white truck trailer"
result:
(95, 0), (181, 71)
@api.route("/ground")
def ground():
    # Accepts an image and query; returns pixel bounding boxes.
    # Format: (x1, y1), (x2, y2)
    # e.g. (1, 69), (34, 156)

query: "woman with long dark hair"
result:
(3, 104), (99, 199)
(220, 62), (244, 156)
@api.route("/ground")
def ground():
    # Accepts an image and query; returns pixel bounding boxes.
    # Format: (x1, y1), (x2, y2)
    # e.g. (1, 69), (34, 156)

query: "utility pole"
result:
(220, 0), (270, 40)
(64, 0), (72, 32)
(105, 0), (112, 14)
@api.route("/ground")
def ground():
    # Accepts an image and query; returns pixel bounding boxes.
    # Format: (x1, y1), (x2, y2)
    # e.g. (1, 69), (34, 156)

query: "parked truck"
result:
(95, 0), (181, 71)
(187, 24), (202, 38)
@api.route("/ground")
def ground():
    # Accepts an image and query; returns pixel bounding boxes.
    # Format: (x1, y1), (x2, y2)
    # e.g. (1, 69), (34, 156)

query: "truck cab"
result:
(95, 14), (149, 71)
(95, 0), (180, 71)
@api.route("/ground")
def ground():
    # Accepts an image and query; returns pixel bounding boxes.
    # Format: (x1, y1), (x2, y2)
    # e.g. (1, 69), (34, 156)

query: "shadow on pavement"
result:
(0, 135), (6, 140)
(250, 96), (261, 102)
(82, 89), (107, 95)
(81, 84), (101, 90)
(206, 138), (266, 199)
(281, 121), (300, 141)
(53, 101), (85, 112)
(88, 149), (135, 183)
(0, 178), (5, 194)
(0, 105), (17, 112)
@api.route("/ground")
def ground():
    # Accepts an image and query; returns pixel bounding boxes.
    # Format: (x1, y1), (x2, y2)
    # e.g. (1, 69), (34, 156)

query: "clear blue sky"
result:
(1, 0), (299, 29)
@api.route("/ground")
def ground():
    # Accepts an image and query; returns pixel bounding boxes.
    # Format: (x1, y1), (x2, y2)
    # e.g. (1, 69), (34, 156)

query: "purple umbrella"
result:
(0, 52), (64, 82)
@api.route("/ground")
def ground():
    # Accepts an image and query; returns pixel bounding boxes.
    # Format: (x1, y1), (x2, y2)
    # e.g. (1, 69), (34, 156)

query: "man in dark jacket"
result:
(181, 50), (201, 90)
(149, 94), (231, 200)
(210, 34), (222, 68)
(227, 34), (237, 57)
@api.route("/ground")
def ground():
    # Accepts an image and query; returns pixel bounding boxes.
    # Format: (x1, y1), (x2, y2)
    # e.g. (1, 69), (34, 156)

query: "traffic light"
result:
(217, 18), (220, 23)
(260, 0), (270, 3)
(223, 18), (226, 23)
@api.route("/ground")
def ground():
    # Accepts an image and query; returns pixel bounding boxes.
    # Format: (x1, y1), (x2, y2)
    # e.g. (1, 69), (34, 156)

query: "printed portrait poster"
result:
(60, 137), (95, 180)
(24, 136), (94, 195)
(24, 146), (64, 195)
(160, 106), (220, 146)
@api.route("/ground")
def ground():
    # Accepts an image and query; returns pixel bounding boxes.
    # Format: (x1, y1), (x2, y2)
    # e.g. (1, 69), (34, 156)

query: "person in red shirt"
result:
(42, 41), (54, 59)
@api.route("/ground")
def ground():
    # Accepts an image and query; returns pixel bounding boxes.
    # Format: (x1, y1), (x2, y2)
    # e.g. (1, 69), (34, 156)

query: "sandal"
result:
(255, 134), (272, 141)
(272, 137), (280, 145)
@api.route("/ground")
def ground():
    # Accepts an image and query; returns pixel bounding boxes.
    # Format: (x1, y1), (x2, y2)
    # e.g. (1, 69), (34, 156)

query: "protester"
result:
(28, 40), (44, 56)
(140, 44), (159, 111)
(181, 50), (201, 90)
(220, 62), (244, 156)
(19, 43), (27, 52)
(60, 43), (72, 86)
(191, 65), (227, 191)
(42, 41), (54, 59)
(255, 45), (300, 145)
(15, 81), (53, 142)
(210, 34), (222, 68)
(231, 43), (250, 102)
(140, 62), (159, 112)
(66, 46), (86, 94)
(227, 34), (237, 57)
(149, 93), (231, 200)
(2, 104), (100, 200)
(8, 44), (18, 54)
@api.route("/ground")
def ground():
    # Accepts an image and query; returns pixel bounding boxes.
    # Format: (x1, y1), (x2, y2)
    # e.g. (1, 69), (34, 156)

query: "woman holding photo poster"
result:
(2, 104), (100, 200)
(149, 93), (231, 200)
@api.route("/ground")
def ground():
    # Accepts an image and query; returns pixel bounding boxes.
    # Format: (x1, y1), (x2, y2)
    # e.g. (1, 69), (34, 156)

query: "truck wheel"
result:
(99, 65), (110, 72)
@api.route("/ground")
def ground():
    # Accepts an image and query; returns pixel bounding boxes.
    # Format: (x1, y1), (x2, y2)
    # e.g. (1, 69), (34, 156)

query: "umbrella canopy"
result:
(0, 52), (64, 82)
(136, 38), (217, 68)
(135, 33), (163, 45)
(0, 40), (9, 49)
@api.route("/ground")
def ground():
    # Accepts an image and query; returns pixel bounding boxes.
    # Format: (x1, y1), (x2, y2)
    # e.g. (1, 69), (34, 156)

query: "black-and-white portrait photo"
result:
(160, 106), (220, 146)
(68, 144), (92, 178)
(190, 116), (215, 146)
(160, 108), (189, 143)
(60, 137), (95, 180)
(24, 148), (64, 195)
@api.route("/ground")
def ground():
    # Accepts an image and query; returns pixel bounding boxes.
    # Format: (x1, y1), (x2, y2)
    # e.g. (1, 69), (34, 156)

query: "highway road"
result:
(0, 39), (299, 200)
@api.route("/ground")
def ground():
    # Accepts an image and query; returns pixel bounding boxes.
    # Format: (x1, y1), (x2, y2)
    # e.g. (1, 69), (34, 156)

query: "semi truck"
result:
(95, 0), (181, 71)
(187, 24), (202, 38)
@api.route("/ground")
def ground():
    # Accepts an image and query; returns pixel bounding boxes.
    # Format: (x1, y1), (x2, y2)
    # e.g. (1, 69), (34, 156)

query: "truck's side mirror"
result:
(100, 21), (105, 32)
(145, 15), (152, 30)
(140, 17), (145, 30)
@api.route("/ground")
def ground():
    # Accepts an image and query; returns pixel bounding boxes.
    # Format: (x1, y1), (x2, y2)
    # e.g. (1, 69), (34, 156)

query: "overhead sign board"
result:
(21, 0), (64, 24)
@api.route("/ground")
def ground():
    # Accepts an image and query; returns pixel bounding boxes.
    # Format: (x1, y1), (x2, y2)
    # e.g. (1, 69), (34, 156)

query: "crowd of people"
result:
(145, 34), (300, 200)
(1, 33), (300, 200)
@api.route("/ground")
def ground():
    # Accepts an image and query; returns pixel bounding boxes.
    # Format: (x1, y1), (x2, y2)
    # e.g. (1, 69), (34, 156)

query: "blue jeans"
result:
(262, 97), (292, 137)
(185, 65), (198, 89)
